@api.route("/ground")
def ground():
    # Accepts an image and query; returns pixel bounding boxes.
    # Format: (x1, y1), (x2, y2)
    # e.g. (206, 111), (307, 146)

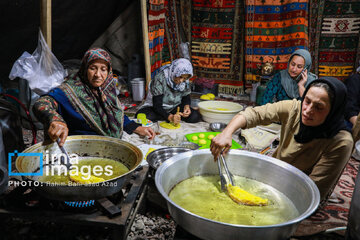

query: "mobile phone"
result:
(295, 69), (306, 82)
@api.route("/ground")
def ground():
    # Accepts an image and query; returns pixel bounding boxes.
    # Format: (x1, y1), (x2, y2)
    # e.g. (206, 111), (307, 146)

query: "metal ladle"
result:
(56, 138), (72, 170)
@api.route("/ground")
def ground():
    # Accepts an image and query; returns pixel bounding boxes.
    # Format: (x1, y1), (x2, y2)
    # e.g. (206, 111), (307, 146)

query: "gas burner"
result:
(64, 200), (95, 208)
(0, 166), (149, 239)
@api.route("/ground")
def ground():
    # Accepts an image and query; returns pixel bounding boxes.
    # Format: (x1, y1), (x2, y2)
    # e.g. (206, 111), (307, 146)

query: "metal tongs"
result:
(217, 153), (235, 192)
(56, 138), (72, 170)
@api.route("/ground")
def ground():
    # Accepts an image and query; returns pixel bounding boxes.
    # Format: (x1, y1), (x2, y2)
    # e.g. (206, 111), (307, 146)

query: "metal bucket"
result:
(155, 149), (320, 240)
(15, 135), (143, 201)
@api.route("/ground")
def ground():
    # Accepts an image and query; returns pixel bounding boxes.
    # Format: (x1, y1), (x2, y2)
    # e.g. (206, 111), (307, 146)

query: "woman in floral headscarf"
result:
(33, 48), (155, 146)
(136, 58), (201, 125)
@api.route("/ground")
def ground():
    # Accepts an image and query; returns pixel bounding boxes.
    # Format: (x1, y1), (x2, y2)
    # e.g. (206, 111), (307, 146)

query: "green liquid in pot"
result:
(169, 175), (299, 226)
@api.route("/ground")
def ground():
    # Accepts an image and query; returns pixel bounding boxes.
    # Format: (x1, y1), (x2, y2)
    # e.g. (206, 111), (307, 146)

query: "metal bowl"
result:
(155, 149), (320, 240)
(146, 147), (191, 170)
(179, 142), (200, 150)
(15, 135), (143, 201)
(210, 122), (227, 132)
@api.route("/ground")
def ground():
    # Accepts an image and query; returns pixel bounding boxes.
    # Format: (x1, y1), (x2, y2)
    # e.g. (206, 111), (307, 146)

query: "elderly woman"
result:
(211, 77), (353, 201)
(136, 58), (201, 125)
(260, 49), (318, 105)
(33, 48), (155, 146)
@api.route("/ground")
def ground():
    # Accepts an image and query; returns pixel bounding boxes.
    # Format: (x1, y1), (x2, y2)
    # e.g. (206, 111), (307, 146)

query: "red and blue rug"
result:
(294, 157), (360, 237)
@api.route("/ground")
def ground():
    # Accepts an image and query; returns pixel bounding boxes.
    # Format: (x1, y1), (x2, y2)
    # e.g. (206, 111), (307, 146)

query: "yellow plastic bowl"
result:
(198, 100), (243, 124)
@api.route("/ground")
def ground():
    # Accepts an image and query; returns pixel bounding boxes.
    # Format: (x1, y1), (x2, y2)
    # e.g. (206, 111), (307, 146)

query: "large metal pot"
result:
(15, 135), (142, 201)
(155, 149), (320, 240)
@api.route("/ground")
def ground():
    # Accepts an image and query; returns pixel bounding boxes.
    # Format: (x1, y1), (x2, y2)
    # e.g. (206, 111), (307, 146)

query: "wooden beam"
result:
(40, 0), (52, 50)
(140, 0), (151, 90)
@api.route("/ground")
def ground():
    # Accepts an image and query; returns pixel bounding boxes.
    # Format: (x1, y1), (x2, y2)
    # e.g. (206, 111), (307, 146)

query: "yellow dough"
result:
(206, 93), (215, 100)
(200, 95), (211, 100)
(160, 122), (181, 129)
(198, 139), (207, 145)
(191, 136), (199, 141)
(199, 133), (205, 138)
(208, 107), (230, 111)
(208, 134), (215, 140)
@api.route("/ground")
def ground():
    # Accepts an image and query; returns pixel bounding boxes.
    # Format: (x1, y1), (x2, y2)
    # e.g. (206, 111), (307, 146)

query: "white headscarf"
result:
(161, 58), (193, 91)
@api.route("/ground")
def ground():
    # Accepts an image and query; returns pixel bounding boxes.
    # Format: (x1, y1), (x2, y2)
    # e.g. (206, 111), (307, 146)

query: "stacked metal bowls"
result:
(146, 147), (191, 170)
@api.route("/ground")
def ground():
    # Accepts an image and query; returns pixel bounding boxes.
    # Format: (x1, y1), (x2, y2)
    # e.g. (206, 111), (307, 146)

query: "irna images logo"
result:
(8, 150), (114, 181)
(8, 150), (43, 176)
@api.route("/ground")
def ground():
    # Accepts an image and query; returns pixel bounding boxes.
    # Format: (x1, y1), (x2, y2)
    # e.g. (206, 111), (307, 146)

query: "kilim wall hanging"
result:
(148, 0), (166, 79)
(148, 0), (181, 79)
(244, 0), (310, 83)
(180, 0), (245, 89)
(309, 0), (360, 81)
(164, 0), (181, 61)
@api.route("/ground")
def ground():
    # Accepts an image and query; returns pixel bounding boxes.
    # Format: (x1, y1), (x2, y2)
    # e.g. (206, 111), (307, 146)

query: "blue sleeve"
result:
(123, 115), (141, 134)
(260, 73), (281, 105)
(124, 115), (131, 125)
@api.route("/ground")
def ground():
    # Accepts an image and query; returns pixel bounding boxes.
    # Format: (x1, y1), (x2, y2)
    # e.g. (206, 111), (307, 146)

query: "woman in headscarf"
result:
(33, 48), (155, 147)
(211, 77), (353, 201)
(136, 58), (201, 125)
(260, 49), (318, 105)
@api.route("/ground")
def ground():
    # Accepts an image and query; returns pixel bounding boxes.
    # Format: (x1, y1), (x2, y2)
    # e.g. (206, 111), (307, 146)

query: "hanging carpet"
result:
(244, 0), (310, 82)
(180, 0), (245, 87)
(309, 0), (360, 81)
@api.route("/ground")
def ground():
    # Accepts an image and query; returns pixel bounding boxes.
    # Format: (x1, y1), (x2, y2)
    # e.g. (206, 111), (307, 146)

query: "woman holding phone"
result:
(260, 49), (318, 105)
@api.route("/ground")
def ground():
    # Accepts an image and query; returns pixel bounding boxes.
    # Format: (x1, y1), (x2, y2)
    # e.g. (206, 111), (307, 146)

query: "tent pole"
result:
(140, 0), (151, 91)
(40, 0), (52, 50)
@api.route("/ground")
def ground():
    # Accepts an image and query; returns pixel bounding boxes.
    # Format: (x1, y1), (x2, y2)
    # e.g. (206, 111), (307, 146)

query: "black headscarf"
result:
(294, 77), (349, 143)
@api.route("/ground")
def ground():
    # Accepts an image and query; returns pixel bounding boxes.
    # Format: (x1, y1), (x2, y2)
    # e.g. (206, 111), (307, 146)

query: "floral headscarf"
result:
(58, 48), (124, 138)
(161, 58), (193, 92)
(78, 48), (113, 88)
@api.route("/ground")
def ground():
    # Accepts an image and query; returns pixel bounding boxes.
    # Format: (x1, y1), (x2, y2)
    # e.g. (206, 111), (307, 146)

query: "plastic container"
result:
(198, 100), (243, 124)
(185, 132), (242, 150)
(128, 54), (144, 90)
(131, 78), (145, 102)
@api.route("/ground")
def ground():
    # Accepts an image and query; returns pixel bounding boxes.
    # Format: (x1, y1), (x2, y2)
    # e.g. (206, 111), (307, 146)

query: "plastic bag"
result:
(9, 29), (67, 95)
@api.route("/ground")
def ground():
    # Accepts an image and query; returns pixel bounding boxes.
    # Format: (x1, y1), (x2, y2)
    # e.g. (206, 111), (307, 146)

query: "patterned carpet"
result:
(293, 157), (360, 238)
(180, 0), (245, 86)
(310, 0), (360, 81)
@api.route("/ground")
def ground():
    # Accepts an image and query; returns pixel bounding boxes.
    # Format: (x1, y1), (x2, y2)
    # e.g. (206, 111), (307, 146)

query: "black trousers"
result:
(136, 105), (202, 123)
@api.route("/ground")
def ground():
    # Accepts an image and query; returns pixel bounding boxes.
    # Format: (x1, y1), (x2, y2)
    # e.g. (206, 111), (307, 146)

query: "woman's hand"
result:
(181, 105), (191, 118)
(298, 69), (308, 97)
(134, 126), (156, 140)
(168, 114), (181, 125)
(210, 132), (233, 160)
(48, 121), (69, 147)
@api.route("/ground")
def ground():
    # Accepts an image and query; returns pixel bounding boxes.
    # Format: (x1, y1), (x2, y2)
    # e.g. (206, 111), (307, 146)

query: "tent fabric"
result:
(91, 1), (143, 77)
(1, 0), (132, 87)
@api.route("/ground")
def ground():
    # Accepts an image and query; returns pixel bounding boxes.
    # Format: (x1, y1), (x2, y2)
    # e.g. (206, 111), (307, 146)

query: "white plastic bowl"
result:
(198, 100), (243, 124)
